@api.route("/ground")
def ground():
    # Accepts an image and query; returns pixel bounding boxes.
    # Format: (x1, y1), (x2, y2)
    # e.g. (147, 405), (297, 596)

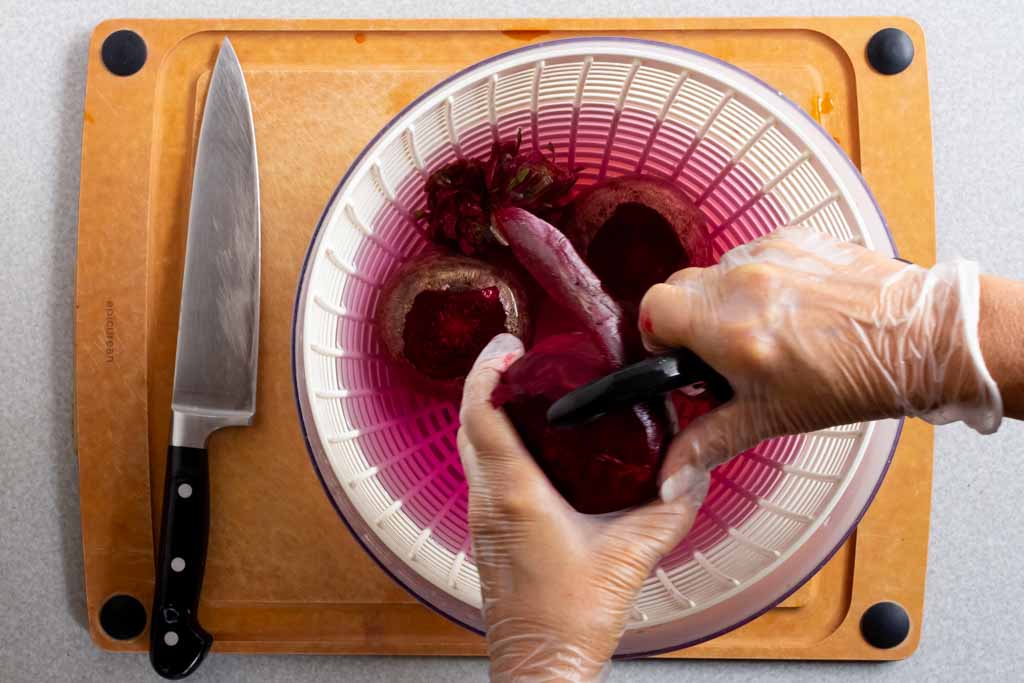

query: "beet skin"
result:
(564, 176), (713, 304)
(377, 254), (531, 390)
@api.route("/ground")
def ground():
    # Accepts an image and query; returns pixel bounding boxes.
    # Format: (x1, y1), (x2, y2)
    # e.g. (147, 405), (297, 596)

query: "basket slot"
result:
(747, 452), (843, 484)
(446, 535), (474, 590)
(313, 294), (368, 321)
(696, 116), (775, 205)
(811, 427), (863, 438)
(786, 190), (839, 227)
(712, 470), (814, 524)
(345, 416), (456, 488)
(405, 126), (429, 177)
(408, 527), (433, 562)
(315, 386), (398, 399)
(371, 162), (396, 202)
(670, 90), (734, 181)
(596, 59), (640, 180)
(444, 96), (462, 158)
(634, 69), (689, 173)
(567, 56), (593, 168)
(628, 606), (649, 625)
(309, 343), (381, 361)
(656, 568), (697, 609)
(702, 506), (782, 559)
(326, 404), (445, 443)
(343, 204), (405, 257)
(694, 551), (741, 587)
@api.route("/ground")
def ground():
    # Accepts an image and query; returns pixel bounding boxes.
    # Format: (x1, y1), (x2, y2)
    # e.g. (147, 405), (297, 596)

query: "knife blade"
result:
(150, 38), (259, 680)
(546, 349), (733, 428)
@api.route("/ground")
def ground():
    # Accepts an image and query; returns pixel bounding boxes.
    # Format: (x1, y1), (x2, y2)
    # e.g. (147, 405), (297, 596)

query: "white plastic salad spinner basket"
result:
(293, 38), (902, 655)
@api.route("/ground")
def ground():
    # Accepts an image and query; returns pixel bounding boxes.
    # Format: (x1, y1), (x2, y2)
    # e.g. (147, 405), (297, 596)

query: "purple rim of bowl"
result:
(290, 36), (903, 655)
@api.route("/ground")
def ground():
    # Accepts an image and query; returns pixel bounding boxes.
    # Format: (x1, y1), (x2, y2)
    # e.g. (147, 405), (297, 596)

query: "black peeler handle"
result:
(546, 349), (733, 427)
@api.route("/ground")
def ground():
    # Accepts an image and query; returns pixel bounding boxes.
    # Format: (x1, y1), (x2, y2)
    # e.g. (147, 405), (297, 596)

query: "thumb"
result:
(458, 334), (555, 499)
(459, 333), (526, 453)
(603, 496), (703, 574)
(460, 333), (525, 420)
(658, 402), (759, 504)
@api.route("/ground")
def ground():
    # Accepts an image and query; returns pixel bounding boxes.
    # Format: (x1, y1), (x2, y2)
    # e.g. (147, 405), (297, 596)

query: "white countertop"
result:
(3, 0), (1024, 680)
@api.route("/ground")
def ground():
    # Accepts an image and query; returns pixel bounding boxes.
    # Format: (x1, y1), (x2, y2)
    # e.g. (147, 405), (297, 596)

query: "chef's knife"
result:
(546, 349), (732, 427)
(150, 38), (259, 680)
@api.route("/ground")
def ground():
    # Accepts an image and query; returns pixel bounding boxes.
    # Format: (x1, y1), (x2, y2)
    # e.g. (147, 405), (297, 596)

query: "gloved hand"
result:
(459, 334), (708, 682)
(640, 227), (1003, 503)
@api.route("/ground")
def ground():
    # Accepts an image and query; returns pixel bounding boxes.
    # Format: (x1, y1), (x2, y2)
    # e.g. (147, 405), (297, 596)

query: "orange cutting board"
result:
(74, 17), (935, 660)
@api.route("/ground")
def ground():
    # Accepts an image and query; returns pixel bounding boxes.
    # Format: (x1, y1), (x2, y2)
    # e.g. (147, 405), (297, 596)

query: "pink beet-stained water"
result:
(328, 108), (789, 556)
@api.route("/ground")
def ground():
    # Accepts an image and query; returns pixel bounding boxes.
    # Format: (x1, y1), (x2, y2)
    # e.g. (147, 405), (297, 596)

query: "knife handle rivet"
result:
(170, 557), (186, 572)
(101, 29), (147, 77)
(162, 607), (180, 624)
(177, 483), (193, 499)
(163, 631), (180, 647)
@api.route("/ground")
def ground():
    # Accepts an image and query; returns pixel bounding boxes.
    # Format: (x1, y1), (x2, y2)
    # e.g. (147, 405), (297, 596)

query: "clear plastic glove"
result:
(459, 334), (708, 683)
(640, 227), (1003, 503)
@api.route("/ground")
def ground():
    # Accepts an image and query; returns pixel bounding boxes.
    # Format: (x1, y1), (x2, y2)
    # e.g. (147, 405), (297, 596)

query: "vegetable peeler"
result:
(546, 349), (734, 427)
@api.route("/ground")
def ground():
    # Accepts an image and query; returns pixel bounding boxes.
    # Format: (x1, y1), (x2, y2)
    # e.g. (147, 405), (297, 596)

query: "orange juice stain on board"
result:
(502, 30), (551, 41)
(811, 92), (834, 124)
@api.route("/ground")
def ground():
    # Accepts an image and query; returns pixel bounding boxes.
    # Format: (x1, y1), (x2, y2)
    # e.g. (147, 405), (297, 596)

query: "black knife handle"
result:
(150, 445), (212, 679)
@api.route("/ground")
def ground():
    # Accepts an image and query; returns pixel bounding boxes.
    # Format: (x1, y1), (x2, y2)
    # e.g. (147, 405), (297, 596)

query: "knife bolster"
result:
(170, 409), (254, 448)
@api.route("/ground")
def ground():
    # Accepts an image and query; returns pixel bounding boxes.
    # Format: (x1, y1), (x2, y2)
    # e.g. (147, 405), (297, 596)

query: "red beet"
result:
(564, 176), (712, 303)
(491, 209), (670, 512)
(495, 207), (627, 366)
(671, 387), (722, 433)
(420, 133), (578, 256)
(377, 254), (531, 388)
(412, 143), (706, 511)
(492, 333), (668, 514)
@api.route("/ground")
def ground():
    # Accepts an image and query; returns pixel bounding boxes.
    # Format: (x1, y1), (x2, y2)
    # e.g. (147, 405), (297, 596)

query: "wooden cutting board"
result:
(74, 17), (935, 660)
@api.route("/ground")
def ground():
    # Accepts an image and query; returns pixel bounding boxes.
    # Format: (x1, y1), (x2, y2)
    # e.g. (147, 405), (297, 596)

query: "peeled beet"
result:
(564, 176), (712, 303)
(492, 333), (668, 514)
(671, 389), (721, 433)
(377, 254), (531, 388)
